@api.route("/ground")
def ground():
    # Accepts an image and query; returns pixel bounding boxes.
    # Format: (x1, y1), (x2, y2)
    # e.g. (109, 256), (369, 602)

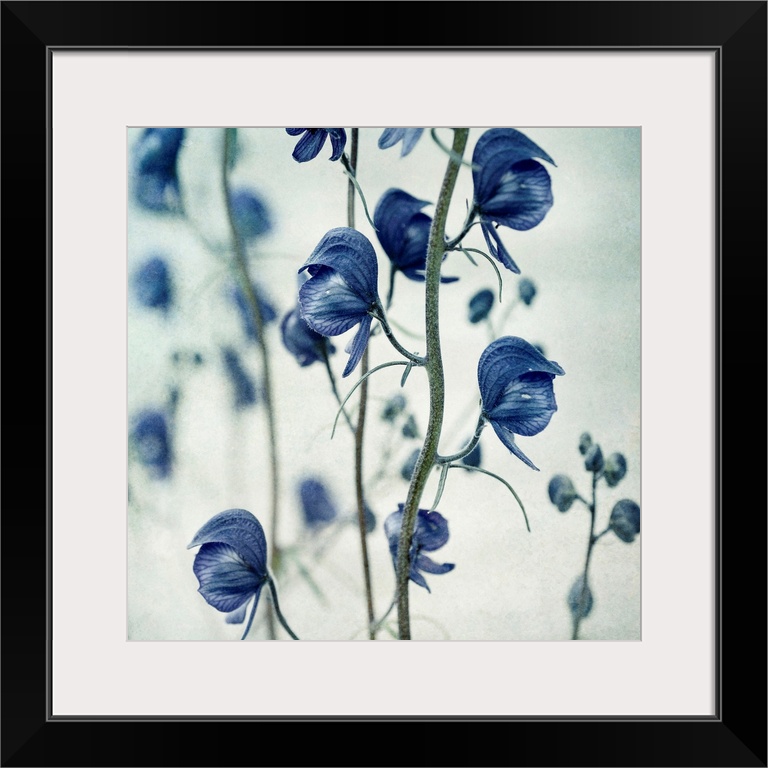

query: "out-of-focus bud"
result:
(603, 452), (628, 487)
(584, 444), (604, 473)
(401, 448), (420, 482)
(548, 474), (577, 512)
(381, 394), (407, 423)
(468, 288), (495, 324)
(578, 432), (593, 456)
(609, 499), (640, 543)
(518, 277), (537, 306)
(401, 414), (419, 439)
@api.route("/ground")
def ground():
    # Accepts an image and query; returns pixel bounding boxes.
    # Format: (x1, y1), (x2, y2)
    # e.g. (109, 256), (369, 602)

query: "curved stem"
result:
(266, 576), (299, 640)
(222, 128), (280, 639)
(372, 305), (426, 366)
(436, 414), (486, 464)
(321, 342), (356, 434)
(348, 129), (377, 639)
(396, 128), (469, 640)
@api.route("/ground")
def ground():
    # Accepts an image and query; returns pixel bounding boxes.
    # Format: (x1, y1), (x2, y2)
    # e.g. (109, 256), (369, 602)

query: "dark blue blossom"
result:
(286, 128), (347, 163)
(133, 255), (173, 314)
(230, 187), (272, 243)
(230, 282), (278, 343)
(478, 336), (565, 470)
(471, 128), (555, 274)
(548, 474), (577, 512)
(384, 505), (455, 592)
(280, 306), (335, 367)
(468, 288), (495, 324)
(298, 227), (383, 377)
(221, 346), (258, 410)
(131, 409), (173, 479)
(131, 128), (185, 213)
(518, 277), (537, 306)
(298, 477), (338, 529)
(609, 499), (640, 543)
(187, 509), (269, 639)
(374, 188), (457, 284)
(378, 128), (424, 157)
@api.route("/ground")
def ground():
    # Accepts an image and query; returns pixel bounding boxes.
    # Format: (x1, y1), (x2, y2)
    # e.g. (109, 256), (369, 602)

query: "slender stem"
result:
(347, 129), (377, 639)
(436, 414), (486, 464)
(396, 128), (469, 640)
(386, 266), (397, 310)
(573, 472), (598, 640)
(222, 128), (280, 639)
(321, 343), (356, 434)
(266, 576), (299, 640)
(373, 306), (425, 365)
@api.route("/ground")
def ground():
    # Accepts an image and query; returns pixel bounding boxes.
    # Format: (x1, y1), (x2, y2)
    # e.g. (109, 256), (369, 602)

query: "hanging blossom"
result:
(285, 129), (347, 163)
(298, 227), (384, 377)
(280, 306), (335, 367)
(298, 477), (338, 529)
(133, 254), (174, 314)
(478, 336), (565, 470)
(187, 509), (269, 639)
(131, 128), (185, 213)
(373, 188), (457, 284)
(378, 128), (424, 157)
(384, 505), (455, 593)
(229, 187), (272, 243)
(471, 128), (556, 274)
(131, 409), (173, 479)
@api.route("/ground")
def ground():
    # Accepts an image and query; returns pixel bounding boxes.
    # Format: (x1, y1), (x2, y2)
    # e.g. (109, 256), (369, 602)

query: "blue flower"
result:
(286, 128), (347, 163)
(221, 346), (258, 410)
(133, 255), (173, 313)
(477, 336), (565, 470)
(187, 509), (269, 639)
(230, 187), (272, 243)
(280, 306), (335, 367)
(518, 277), (537, 306)
(298, 227), (383, 377)
(373, 188), (457, 284)
(298, 477), (338, 529)
(230, 282), (278, 343)
(131, 409), (173, 479)
(384, 505), (455, 592)
(468, 288), (495, 324)
(378, 128), (424, 157)
(131, 128), (185, 213)
(609, 499), (640, 543)
(471, 128), (555, 273)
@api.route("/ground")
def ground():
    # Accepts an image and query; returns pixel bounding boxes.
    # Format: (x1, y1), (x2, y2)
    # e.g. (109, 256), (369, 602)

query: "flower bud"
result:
(468, 288), (495, 324)
(603, 452), (628, 487)
(584, 444), (604, 473)
(568, 576), (593, 619)
(518, 277), (537, 306)
(548, 474), (577, 512)
(381, 394), (406, 423)
(401, 448), (420, 482)
(401, 414), (419, 439)
(609, 499), (640, 543)
(578, 432), (593, 455)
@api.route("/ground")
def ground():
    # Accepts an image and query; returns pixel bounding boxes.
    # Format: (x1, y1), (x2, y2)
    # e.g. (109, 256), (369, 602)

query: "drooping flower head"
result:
(133, 255), (173, 314)
(221, 346), (258, 410)
(229, 187), (272, 243)
(131, 409), (173, 479)
(298, 227), (383, 377)
(478, 336), (565, 470)
(384, 505), (455, 592)
(131, 128), (185, 213)
(286, 128), (347, 163)
(298, 477), (338, 529)
(378, 128), (424, 157)
(280, 306), (335, 367)
(187, 509), (269, 640)
(373, 188), (457, 284)
(229, 282), (278, 343)
(471, 128), (555, 273)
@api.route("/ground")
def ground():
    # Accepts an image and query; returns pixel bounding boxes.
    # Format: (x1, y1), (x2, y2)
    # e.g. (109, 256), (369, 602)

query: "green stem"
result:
(396, 128), (469, 640)
(222, 128), (280, 639)
(348, 129), (377, 639)
(266, 576), (299, 640)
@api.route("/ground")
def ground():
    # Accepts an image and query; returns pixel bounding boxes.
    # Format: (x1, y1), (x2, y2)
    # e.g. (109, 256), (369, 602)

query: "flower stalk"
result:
(396, 128), (469, 640)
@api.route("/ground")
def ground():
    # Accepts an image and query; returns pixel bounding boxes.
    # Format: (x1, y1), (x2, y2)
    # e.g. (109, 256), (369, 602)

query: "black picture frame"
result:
(4, 2), (765, 766)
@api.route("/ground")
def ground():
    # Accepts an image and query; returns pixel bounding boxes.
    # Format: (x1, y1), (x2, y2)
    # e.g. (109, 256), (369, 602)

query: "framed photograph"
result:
(5, 1), (764, 765)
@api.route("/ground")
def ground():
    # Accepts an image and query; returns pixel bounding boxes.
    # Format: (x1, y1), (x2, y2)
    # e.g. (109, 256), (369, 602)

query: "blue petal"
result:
(299, 477), (338, 527)
(489, 371), (558, 437)
(487, 422), (541, 471)
(298, 227), (379, 304)
(478, 336), (565, 412)
(280, 307), (331, 367)
(378, 128), (424, 156)
(481, 222), (520, 274)
(192, 542), (264, 613)
(472, 128), (555, 208)
(298, 266), (371, 337)
(225, 603), (248, 624)
(415, 553), (455, 576)
(480, 160), (553, 231)
(400, 128), (425, 156)
(414, 509), (451, 552)
(327, 129), (347, 161)
(374, 189), (432, 271)
(187, 508), (268, 577)
(342, 313), (373, 377)
(292, 130), (327, 162)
